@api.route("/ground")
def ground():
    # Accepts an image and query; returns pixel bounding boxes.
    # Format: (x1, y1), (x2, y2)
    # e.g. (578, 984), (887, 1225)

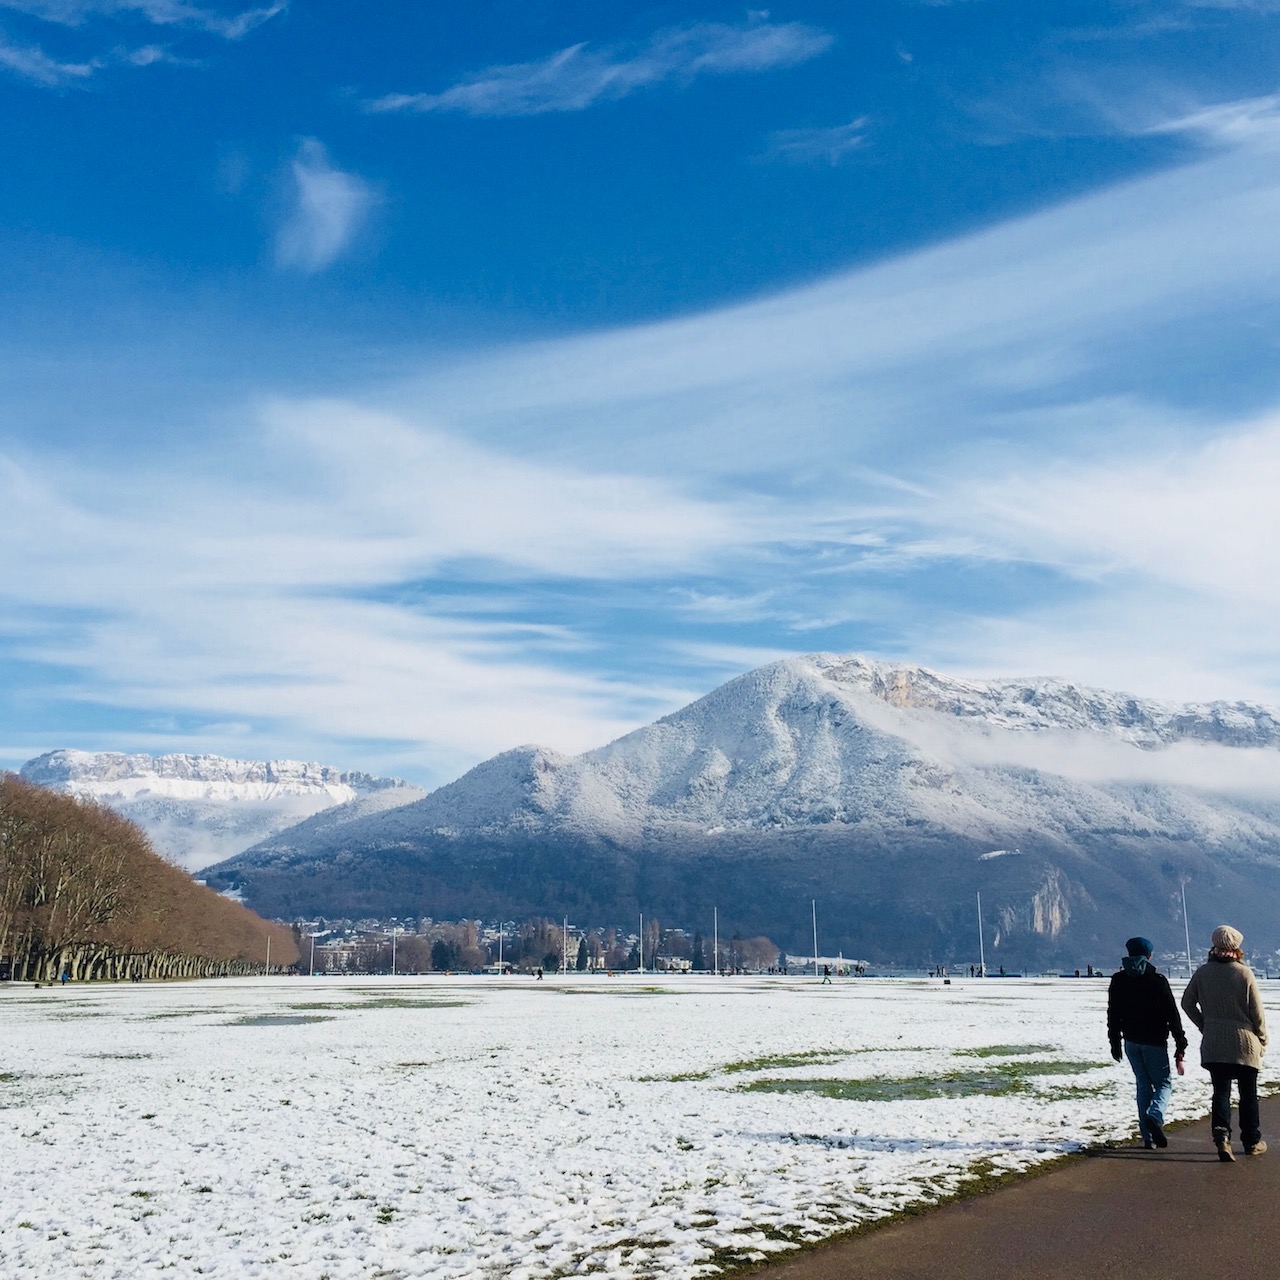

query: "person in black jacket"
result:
(1107, 936), (1188, 1148)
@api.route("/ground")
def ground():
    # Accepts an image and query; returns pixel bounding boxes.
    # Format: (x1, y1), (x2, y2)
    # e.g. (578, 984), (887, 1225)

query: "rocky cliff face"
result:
(19, 750), (424, 871)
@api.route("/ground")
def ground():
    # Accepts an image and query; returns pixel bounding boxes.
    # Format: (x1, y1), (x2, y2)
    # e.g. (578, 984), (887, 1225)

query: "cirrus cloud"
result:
(0, 0), (283, 86)
(366, 19), (833, 117)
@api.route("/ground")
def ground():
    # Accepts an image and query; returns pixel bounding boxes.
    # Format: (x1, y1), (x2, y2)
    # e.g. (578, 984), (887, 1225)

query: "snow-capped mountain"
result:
(205, 655), (1280, 964)
(20, 750), (424, 871)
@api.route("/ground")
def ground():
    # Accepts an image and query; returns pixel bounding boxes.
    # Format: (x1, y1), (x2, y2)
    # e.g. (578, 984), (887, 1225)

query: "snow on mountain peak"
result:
(20, 749), (405, 803)
(370, 652), (1280, 848)
(18, 749), (423, 870)
(806, 653), (1280, 748)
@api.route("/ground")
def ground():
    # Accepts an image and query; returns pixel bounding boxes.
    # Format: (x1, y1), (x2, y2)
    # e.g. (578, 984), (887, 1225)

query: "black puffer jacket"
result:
(1107, 958), (1188, 1056)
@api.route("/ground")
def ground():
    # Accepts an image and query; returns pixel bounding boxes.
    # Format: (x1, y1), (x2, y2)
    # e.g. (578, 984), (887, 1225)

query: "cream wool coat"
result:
(1181, 957), (1268, 1069)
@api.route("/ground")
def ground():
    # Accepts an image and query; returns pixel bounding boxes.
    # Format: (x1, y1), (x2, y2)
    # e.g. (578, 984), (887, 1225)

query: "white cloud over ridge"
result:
(274, 139), (377, 274)
(367, 20), (833, 117)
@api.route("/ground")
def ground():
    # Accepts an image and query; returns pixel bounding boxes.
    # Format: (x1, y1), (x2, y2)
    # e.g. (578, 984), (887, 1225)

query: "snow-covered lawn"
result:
(2, 973), (1273, 1279)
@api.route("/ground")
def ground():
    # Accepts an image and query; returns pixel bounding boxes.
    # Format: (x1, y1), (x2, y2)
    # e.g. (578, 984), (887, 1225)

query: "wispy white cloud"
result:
(764, 118), (869, 165)
(950, 413), (1280, 605)
(274, 139), (377, 274)
(0, 0), (281, 86)
(0, 400), (751, 772)
(1139, 91), (1280, 144)
(0, 1), (285, 39)
(366, 19), (833, 117)
(1182, 0), (1280, 10)
(0, 30), (94, 82)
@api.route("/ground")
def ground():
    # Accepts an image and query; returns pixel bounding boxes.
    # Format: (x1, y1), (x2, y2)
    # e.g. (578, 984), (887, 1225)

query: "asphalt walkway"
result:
(756, 1095), (1280, 1280)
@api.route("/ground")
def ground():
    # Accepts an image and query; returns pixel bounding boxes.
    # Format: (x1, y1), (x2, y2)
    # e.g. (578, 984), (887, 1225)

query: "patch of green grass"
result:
(641, 1047), (852, 1083)
(723, 1050), (845, 1074)
(739, 1059), (1103, 1102)
(86, 1052), (153, 1060)
(354, 997), (470, 1009)
(958, 1044), (1057, 1058)
(1054, 1082), (1112, 1100)
(0, 1072), (18, 1083)
(229, 1013), (334, 1026)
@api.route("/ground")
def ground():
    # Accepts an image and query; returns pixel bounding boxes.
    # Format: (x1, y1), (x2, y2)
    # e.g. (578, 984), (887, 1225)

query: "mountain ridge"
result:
(19, 749), (425, 871)
(203, 654), (1280, 963)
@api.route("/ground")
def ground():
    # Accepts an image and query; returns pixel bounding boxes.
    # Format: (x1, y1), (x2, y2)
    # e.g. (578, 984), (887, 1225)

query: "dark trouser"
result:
(1207, 1063), (1261, 1147)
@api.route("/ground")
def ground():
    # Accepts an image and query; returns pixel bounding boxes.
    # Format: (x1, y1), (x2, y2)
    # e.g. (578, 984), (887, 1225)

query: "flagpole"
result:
(1182, 881), (1194, 979)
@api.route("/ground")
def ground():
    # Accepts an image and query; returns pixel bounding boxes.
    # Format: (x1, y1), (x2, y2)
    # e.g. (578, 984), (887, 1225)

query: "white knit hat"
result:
(1211, 925), (1244, 952)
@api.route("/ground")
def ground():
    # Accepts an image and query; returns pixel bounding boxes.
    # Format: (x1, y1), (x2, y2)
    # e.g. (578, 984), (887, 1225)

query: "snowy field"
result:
(3, 974), (1276, 1279)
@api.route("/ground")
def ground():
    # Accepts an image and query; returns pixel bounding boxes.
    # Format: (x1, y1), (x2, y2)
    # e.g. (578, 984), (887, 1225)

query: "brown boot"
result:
(1216, 1135), (1235, 1163)
(1246, 1140), (1267, 1157)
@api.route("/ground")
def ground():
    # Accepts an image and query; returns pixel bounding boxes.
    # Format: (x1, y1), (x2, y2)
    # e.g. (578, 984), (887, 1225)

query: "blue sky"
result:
(3, 1), (1280, 785)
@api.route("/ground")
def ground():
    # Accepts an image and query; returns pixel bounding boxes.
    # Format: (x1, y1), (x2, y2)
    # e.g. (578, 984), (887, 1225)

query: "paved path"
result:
(756, 1096), (1280, 1280)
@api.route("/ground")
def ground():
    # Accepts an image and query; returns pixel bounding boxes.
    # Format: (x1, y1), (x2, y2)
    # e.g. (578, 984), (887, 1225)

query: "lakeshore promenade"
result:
(759, 1095), (1280, 1280)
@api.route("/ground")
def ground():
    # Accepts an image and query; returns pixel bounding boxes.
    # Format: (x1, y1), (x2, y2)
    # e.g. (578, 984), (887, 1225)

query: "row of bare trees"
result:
(0, 774), (298, 982)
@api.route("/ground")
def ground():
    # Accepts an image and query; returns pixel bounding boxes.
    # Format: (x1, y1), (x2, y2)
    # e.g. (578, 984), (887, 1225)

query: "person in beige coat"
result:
(1181, 925), (1267, 1162)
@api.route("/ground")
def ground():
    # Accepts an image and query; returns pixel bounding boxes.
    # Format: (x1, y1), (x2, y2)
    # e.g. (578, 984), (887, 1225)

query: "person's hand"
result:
(1111, 1048), (1122, 1062)
(1176, 1052), (1186, 1076)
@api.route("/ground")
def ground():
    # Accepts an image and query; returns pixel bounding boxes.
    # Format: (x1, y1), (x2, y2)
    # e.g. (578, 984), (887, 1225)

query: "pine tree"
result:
(576, 937), (589, 971)
(691, 931), (705, 971)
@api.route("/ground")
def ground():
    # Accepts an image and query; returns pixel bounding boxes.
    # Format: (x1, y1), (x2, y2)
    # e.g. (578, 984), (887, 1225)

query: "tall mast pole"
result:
(1182, 881), (1194, 979)
(977, 892), (986, 978)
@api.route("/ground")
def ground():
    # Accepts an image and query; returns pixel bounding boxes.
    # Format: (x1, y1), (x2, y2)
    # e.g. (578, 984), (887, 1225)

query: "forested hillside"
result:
(0, 774), (297, 982)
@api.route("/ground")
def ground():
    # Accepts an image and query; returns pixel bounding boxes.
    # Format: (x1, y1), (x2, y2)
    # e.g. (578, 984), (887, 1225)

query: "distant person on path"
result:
(822, 965), (831, 984)
(1181, 925), (1267, 1162)
(1107, 936), (1188, 1149)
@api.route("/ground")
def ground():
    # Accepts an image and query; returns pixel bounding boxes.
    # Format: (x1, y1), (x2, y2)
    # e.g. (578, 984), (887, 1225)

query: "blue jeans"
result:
(1125, 1041), (1173, 1144)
